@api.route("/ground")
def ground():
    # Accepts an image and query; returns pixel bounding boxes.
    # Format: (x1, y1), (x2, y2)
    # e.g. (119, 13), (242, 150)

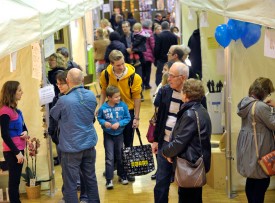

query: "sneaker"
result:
(106, 180), (114, 189)
(134, 60), (141, 67)
(127, 175), (135, 182)
(144, 86), (152, 90)
(151, 172), (157, 180)
(119, 177), (129, 185)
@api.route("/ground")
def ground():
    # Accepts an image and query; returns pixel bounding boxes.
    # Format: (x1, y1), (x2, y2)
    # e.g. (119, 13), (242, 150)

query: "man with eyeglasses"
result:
(154, 21), (178, 86)
(152, 62), (189, 203)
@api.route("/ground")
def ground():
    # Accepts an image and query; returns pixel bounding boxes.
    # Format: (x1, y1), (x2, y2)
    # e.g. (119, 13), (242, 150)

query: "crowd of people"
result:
(1, 10), (275, 203)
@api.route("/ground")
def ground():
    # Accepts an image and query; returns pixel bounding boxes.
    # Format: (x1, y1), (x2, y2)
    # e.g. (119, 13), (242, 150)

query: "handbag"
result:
(251, 101), (275, 176)
(146, 108), (157, 143)
(122, 128), (155, 176)
(175, 110), (206, 188)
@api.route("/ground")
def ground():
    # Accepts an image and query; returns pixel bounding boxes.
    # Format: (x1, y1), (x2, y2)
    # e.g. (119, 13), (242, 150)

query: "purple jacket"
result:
(142, 28), (155, 62)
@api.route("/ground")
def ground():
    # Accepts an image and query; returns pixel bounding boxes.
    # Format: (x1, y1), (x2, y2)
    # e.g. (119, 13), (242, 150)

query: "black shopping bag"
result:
(122, 128), (155, 176)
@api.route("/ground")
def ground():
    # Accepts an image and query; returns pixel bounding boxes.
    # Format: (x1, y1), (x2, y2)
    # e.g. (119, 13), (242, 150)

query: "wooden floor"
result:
(20, 80), (275, 203)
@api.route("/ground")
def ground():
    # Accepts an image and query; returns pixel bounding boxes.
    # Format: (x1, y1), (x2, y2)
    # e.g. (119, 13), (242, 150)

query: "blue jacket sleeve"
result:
(118, 103), (131, 127)
(97, 108), (106, 126)
(49, 99), (62, 121)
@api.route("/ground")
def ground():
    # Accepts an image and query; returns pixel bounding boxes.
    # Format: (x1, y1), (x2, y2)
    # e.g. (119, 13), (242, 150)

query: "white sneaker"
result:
(119, 177), (128, 185)
(106, 180), (114, 189)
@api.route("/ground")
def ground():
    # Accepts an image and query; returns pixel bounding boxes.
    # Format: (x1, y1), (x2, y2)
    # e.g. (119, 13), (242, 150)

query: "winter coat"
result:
(162, 101), (212, 173)
(104, 40), (128, 63)
(237, 96), (275, 179)
(94, 38), (110, 61)
(132, 30), (149, 53)
(142, 28), (155, 62)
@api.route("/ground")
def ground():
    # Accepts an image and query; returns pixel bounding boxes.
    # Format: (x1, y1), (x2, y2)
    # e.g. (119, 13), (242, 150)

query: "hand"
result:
(16, 152), (25, 164)
(126, 48), (132, 54)
(132, 118), (139, 128)
(266, 99), (275, 107)
(104, 122), (112, 128)
(152, 142), (158, 154)
(20, 131), (29, 140)
(111, 122), (120, 130)
(166, 157), (173, 163)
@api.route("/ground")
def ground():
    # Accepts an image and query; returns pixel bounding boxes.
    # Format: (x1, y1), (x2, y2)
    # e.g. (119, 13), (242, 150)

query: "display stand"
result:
(206, 92), (223, 134)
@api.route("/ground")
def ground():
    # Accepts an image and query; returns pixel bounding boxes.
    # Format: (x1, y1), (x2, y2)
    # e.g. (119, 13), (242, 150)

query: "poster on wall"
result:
(264, 29), (275, 59)
(157, 0), (164, 10)
(31, 42), (42, 80)
(44, 34), (55, 58)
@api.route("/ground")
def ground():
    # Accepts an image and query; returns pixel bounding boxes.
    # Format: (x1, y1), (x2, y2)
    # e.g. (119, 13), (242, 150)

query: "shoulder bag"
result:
(251, 101), (275, 176)
(175, 110), (206, 188)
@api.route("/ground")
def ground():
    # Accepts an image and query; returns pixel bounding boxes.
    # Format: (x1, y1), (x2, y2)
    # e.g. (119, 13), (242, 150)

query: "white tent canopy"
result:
(0, 0), (103, 59)
(180, 0), (275, 28)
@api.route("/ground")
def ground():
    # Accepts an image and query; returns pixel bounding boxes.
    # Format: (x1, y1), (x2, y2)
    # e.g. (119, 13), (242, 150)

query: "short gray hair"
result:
(174, 62), (189, 79)
(181, 44), (191, 55)
(142, 19), (152, 29)
(161, 21), (169, 30)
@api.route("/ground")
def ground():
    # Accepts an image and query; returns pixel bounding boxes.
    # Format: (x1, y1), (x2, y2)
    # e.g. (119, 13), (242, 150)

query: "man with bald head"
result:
(50, 68), (100, 203)
(152, 62), (189, 203)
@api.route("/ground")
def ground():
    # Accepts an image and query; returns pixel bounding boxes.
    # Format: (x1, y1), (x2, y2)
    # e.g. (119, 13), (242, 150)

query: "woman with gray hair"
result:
(142, 19), (155, 89)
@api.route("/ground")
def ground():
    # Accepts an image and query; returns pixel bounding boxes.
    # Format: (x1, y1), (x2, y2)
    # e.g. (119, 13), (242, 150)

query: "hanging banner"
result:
(31, 42), (42, 80)
(264, 28), (275, 59)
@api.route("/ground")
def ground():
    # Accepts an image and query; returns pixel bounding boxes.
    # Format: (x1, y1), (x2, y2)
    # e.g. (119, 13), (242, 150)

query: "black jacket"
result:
(162, 101), (212, 173)
(104, 40), (128, 63)
(153, 85), (183, 148)
(154, 30), (178, 62)
(132, 34), (146, 52)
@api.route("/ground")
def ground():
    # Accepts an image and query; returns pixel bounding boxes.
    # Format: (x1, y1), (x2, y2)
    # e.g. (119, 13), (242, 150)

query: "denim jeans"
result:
(104, 132), (125, 179)
(154, 141), (173, 203)
(3, 150), (24, 203)
(123, 110), (135, 148)
(142, 61), (152, 87)
(61, 147), (100, 203)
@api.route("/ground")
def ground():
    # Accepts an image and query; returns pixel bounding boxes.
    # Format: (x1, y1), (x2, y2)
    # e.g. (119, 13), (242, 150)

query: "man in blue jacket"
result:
(50, 68), (100, 203)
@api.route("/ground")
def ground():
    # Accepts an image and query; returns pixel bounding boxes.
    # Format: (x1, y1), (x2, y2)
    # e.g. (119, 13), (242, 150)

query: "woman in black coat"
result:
(162, 79), (212, 203)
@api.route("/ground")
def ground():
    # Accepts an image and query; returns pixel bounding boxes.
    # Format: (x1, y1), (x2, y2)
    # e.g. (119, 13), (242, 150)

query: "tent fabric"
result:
(180, 0), (275, 29)
(0, 0), (103, 59)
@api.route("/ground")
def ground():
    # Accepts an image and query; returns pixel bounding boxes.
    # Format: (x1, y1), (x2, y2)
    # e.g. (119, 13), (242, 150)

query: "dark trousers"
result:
(178, 187), (202, 203)
(142, 61), (152, 87)
(3, 150), (24, 203)
(156, 60), (165, 86)
(245, 177), (270, 203)
(104, 132), (125, 179)
(154, 141), (173, 203)
(123, 110), (135, 147)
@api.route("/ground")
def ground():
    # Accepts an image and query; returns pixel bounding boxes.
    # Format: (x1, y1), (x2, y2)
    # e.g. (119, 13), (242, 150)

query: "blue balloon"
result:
(215, 24), (231, 48)
(227, 19), (246, 40)
(241, 23), (262, 48)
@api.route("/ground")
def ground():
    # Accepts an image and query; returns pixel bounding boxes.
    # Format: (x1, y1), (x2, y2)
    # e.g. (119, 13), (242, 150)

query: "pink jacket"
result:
(142, 28), (155, 63)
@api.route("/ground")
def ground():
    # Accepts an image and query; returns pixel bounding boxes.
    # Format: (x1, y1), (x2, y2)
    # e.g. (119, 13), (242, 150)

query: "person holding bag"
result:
(162, 79), (212, 203)
(237, 77), (275, 203)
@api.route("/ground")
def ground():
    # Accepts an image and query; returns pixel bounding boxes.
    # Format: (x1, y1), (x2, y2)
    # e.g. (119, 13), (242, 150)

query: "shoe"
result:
(141, 95), (144, 102)
(127, 175), (135, 182)
(144, 86), (152, 90)
(106, 180), (114, 189)
(80, 201), (88, 203)
(151, 172), (157, 180)
(130, 59), (134, 65)
(119, 177), (129, 185)
(134, 60), (141, 67)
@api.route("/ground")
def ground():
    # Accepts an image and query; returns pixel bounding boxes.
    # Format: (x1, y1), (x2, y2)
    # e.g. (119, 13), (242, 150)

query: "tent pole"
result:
(224, 40), (236, 199)
(40, 40), (55, 196)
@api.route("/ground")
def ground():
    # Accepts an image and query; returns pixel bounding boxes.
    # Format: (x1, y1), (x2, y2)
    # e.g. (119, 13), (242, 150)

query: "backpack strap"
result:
(128, 73), (135, 99)
(104, 69), (109, 86)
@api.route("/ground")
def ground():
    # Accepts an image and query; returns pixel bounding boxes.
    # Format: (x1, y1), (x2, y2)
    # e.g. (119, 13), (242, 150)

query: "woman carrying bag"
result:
(162, 79), (212, 203)
(236, 77), (275, 203)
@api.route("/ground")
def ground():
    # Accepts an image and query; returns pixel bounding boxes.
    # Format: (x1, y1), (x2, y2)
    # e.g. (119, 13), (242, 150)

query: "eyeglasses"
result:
(56, 83), (67, 86)
(168, 74), (182, 79)
(167, 52), (172, 56)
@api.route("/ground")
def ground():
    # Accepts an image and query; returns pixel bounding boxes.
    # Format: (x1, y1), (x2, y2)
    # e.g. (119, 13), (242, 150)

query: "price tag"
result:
(30, 178), (36, 187)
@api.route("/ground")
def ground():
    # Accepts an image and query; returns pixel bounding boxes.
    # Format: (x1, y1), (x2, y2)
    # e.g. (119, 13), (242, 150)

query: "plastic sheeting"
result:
(180, 0), (275, 29)
(0, 0), (103, 59)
